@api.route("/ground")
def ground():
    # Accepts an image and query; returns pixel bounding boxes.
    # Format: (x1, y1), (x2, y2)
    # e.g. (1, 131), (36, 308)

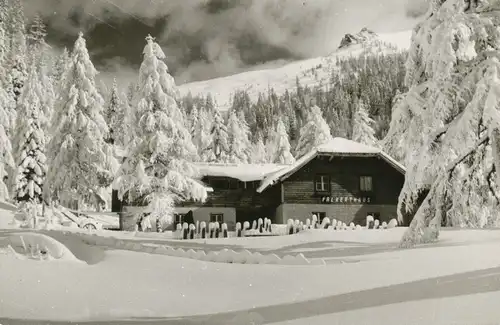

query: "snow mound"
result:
(75, 232), (317, 265)
(6, 232), (81, 262)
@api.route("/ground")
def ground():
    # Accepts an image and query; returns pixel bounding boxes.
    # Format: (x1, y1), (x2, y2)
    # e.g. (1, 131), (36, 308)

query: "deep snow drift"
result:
(1, 226), (500, 323)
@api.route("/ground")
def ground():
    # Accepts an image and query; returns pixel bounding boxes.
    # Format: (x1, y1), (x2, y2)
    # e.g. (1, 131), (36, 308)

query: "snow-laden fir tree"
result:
(193, 107), (212, 159)
(202, 107), (230, 163)
(383, 0), (500, 247)
(295, 105), (333, 158)
(45, 33), (114, 208)
(226, 110), (251, 163)
(105, 78), (125, 145)
(114, 35), (207, 226)
(52, 47), (70, 98)
(26, 14), (54, 137)
(0, 83), (14, 200)
(5, 0), (26, 104)
(250, 131), (268, 163)
(352, 98), (378, 147)
(189, 104), (199, 139)
(270, 117), (295, 164)
(0, 0), (8, 72)
(13, 63), (47, 203)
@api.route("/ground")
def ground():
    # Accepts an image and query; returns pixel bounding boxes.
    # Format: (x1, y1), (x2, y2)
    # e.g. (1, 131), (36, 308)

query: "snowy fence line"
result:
(69, 231), (325, 266)
(286, 216), (399, 234)
(172, 218), (279, 240)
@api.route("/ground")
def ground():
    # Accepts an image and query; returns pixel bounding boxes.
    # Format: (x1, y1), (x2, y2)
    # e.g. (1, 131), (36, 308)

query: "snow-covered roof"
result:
(256, 137), (405, 193)
(194, 163), (289, 182)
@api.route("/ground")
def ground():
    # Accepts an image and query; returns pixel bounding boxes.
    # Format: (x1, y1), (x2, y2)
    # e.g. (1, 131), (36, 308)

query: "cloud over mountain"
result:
(22, 0), (427, 84)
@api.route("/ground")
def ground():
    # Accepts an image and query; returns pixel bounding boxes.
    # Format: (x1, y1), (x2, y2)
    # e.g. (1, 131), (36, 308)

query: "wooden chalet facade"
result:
(114, 138), (411, 231)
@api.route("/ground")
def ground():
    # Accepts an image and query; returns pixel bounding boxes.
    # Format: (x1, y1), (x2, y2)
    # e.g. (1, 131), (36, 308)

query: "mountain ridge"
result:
(178, 29), (413, 110)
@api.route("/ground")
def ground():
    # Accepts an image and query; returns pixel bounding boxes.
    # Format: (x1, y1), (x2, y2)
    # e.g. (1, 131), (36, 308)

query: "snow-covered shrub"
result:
(196, 220), (200, 235)
(287, 219), (294, 235)
(311, 214), (318, 229)
(336, 220), (342, 230)
(236, 222), (242, 237)
(222, 223), (228, 238)
(189, 224), (196, 239)
(243, 221), (250, 231)
(388, 219), (398, 229)
(342, 222), (347, 230)
(294, 220), (300, 233)
(374, 220), (380, 229)
(305, 218), (311, 229)
(215, 224), (220, 238)
(382, 221), (388, 229)
(265, 218), (272, 232)
(356, 225), (362, 230)
(209, 222), (214, 238)
(366, 215), (374, 229)
(350, 222), (355, 230)
(252, 220), (257, 230)
(258, 218), (263, 233)
(321, 217), (330, 229)
(182, 223), (189, 240)
(200, 221), (207, 239)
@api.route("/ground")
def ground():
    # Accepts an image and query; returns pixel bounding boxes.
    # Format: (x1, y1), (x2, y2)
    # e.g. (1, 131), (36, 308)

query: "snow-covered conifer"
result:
(114, 35), (207, 226)
(270, 117), (295, 164)
(383, 0), (500, 246)
(105, 78), (125, 145)
(13, 63), (46, 203)
(250, 131), (268, 164)
(226, 110), (251, 163)
(295, 105), (333, 158)
(0, 0), (9, 72)
(45, 33), (113, 207)
(5, 0), (26, 103)
(352, 98), (378, 147)
(202, 107), (230, 162)
(26, 15), (54, 137)
(52, 48), (70, 98)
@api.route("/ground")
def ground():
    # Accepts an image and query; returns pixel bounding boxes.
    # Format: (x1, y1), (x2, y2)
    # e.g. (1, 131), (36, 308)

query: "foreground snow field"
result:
(1, 220), (500, 324)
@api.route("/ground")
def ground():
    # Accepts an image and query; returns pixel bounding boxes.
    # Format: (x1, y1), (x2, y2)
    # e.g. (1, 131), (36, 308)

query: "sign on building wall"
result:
(320, 196), (371, 204)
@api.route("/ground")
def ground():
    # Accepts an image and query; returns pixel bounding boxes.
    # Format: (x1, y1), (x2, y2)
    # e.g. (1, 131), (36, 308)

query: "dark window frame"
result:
(314, 174), (331, 193)
(359, 176), (373, 192)
(210, 213), (224, 223)
(312, 212), (327, 222)
(174, 213), (186, 225)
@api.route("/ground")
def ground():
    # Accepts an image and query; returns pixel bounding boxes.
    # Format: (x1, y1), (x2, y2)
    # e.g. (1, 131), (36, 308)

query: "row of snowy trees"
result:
(0, 0), (209, 223)
(181, 51), (407, 149)
(186, 98), (378, 165)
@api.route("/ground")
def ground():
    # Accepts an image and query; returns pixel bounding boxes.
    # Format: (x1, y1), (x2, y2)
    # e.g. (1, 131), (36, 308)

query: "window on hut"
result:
(360, 176), (373, 192)
(174, 213), (186, 225)
(312, 212), (326, 222)
(315, 175), (330, 193)
(210, 213), (224, 223)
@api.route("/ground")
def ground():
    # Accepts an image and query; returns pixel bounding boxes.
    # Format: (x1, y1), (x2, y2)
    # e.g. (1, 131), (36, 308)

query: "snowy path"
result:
(2, 266), (500, 325)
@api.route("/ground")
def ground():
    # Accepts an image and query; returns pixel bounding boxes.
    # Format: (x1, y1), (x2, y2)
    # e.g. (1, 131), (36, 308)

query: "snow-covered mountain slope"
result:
(178, 29), (412, 110)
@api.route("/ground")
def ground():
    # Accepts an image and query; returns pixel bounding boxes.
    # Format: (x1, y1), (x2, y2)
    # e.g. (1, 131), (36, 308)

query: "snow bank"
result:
(73, 231), (319, 266)
(5, 232), (81, 262)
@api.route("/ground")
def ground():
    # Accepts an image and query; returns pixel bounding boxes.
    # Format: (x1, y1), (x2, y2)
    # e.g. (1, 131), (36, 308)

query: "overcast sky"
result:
(22, 0), (429, 86)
